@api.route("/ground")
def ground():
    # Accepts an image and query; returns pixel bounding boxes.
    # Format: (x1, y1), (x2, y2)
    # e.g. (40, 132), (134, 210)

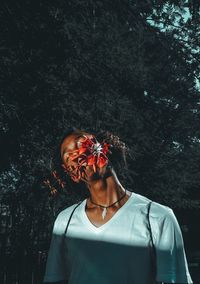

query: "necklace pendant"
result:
(102, 207), (107, 220)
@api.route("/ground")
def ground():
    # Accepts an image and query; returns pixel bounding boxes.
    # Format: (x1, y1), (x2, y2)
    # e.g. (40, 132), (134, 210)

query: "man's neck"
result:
(86, 170), (126, 206)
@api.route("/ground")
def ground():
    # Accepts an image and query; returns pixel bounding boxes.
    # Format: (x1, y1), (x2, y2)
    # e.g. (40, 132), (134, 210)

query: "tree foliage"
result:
(0, 0), (200, 262)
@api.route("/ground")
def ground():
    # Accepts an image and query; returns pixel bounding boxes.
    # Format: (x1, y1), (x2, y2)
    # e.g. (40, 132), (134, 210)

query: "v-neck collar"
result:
(81, 192), (134, 233)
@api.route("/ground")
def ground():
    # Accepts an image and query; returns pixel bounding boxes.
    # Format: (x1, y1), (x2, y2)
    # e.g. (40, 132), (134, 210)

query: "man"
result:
(43, 129), (193, 284)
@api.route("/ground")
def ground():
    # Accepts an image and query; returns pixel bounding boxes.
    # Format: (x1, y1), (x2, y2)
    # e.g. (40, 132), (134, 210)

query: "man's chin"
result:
(83, 165), (112, 182)
(84, 171), (101, 182)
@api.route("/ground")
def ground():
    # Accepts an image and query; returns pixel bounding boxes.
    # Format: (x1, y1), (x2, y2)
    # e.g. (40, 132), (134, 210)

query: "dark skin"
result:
(60, 132), (185, 284)
(60, 132), (132, 227)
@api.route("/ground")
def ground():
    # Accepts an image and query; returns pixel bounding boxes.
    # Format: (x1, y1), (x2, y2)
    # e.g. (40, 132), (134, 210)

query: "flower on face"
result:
(62, 134), (110, 182)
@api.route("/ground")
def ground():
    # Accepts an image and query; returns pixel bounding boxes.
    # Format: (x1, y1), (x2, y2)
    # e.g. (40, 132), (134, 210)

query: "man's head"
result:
(60, 130), (111, 183)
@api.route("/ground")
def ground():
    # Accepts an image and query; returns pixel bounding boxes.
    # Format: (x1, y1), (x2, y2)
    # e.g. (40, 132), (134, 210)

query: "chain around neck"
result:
(89, 188), (127, 209)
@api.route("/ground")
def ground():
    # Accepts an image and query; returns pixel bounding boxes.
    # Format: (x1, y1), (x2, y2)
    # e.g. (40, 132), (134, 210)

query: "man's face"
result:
(60, 133), (109, 183)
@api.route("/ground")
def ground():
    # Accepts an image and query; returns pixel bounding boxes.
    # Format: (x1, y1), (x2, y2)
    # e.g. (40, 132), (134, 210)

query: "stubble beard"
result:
(82, 163), (111, 183)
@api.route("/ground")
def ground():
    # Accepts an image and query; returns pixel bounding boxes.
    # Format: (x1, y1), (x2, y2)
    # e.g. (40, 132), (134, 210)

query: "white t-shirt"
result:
(43, 192), (193, 284)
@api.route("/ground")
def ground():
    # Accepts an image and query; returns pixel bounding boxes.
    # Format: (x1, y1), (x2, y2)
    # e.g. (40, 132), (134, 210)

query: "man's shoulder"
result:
(132, 193), (173, 220)
(57, 200), (84, 220)
(53, 200), (85, 234)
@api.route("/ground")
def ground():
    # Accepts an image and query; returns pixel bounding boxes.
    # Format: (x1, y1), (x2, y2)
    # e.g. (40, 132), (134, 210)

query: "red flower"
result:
(62, 135), (110, 182)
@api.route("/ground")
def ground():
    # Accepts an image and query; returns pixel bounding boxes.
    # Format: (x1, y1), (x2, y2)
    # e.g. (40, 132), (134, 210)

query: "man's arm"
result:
(150, 204), (193, 284)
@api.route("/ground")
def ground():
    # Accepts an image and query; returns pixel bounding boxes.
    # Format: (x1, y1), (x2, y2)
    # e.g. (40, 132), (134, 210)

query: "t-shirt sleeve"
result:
(43, 214), (68, 283)
(153, 206), (193, 284)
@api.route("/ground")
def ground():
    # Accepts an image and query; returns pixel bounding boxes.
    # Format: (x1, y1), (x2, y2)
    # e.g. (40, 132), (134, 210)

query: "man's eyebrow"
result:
(62, 148), (77, 157)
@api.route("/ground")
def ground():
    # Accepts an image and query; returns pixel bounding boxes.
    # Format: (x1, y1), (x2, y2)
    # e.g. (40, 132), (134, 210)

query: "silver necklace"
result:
(89, 189), (127, 220)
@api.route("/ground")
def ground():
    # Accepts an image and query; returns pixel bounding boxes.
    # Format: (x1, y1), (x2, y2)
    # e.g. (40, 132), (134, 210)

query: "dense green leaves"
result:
(0, 0), (200, 251)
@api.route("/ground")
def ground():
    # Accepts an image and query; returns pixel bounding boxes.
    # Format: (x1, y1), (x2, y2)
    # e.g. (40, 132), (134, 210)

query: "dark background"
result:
(0, 0), (200, 283)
